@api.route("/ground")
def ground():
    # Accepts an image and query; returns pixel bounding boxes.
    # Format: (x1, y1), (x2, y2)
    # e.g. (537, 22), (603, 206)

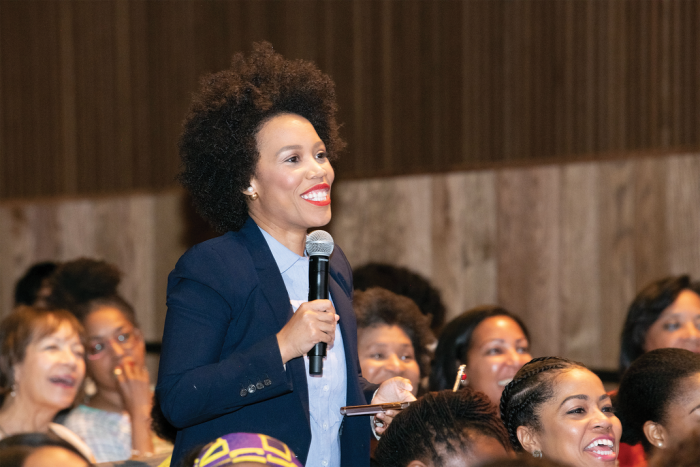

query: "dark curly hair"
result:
(619, 275), (700, 374)
(353, 263), (447, 333)
(615, 348), (700, 453)
(13, 261), (58, 307)
(46, 258), (138, 327)
(178, 41), (346, 233)
(499, 356), (586, 452)
(353, 287), (436, 379)
(429, 305), (530, 392)
(374, 388), (511, 467)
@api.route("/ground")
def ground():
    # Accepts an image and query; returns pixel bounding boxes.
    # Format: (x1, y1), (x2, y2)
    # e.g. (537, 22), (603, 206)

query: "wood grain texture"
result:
(1, 153), (699, 372)
(1, 0), (699, 199)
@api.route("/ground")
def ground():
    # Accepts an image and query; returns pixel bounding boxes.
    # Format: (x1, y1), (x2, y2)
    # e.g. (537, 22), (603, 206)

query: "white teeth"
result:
(585, 439), (614, 450)
(498, 378), (512, 386)
(301, 190), (329, 202)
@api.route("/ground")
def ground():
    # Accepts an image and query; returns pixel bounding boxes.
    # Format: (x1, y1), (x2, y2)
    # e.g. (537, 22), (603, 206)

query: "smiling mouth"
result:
(49, 376), (76, 388)
(584, 438), (616, 459)
(301, 184), (331, 206)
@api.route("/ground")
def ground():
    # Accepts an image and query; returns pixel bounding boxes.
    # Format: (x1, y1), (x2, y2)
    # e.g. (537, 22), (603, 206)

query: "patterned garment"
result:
(62, 404), (172, 463)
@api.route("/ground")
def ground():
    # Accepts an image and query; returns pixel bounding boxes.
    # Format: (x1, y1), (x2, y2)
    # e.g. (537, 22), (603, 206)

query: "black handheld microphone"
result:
(306, 230), (334, 376)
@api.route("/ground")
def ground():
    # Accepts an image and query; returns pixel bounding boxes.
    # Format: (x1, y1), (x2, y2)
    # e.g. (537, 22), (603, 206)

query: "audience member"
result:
(353, 263), (446, 333)
(47, 258), (171, 462)
(500, 356), (621, 467)
(429, 305), (531, 410)
(615, 348), (700, 463)
(647, 429), (700, 467)
(374, 388), (512, 467)
(354, 287), (435, 395)
(476, 456), (567, 467)
(619, 275), (700, 374)
(0, 306), (94, 461)
(14, 262), (58, 308)
(192, 432), (303, 467)
(0, 432), (91, 467)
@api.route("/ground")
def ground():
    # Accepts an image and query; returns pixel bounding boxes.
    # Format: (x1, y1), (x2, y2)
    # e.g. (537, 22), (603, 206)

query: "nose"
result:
(59, 347), (79, 367)
(306, 154), (328, 178)
(385, 354), (403, 375)
(107, 337), (127, 359)
(681, 321), (700, 339)
(591, 407), (613, 431)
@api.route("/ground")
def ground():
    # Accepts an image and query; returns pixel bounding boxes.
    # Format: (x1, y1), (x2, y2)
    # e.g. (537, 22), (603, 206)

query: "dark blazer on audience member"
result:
(156, 217), (378, 466)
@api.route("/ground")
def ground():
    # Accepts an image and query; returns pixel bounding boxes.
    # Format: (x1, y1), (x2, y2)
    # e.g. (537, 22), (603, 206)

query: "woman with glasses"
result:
(47, 258), (171, 463)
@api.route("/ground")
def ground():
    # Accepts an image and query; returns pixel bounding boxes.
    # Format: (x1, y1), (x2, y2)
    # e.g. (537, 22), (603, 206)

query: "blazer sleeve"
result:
(156, 242), (293, 428)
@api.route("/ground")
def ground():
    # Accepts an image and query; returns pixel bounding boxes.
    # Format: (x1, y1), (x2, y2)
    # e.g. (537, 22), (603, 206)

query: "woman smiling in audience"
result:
(430, 305), (532, 409)
(500, 356), (622, 467)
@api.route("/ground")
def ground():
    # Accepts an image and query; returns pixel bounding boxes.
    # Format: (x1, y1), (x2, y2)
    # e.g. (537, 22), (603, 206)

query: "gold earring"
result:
(250, 192), (259, 201)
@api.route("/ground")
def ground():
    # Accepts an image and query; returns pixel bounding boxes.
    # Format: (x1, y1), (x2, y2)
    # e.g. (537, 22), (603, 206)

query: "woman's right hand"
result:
(276, 299), (339, 364)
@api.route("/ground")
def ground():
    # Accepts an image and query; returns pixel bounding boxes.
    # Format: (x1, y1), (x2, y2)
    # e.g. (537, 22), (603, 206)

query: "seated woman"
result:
(354, 287), (435, 396)
(47, 258), (171, 462)
(500, 356), (622, 467)
(0, 306), (94, 461)
(0, 432), (91, 467)
(374, 388), (512, 467)
(617, 275), (700, 467)
(615, 348), (700, 463)
(429, 305), (532, 410)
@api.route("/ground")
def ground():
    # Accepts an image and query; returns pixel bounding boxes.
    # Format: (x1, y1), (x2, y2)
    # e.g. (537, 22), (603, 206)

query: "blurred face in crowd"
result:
(12, 322), (85, 412)
(463, 316), (531, 407)
(645, 290), (700, 354)
(84, 306), (144, 391)
(644, 372), (700, 450)
(248, 113), (335, 235)
(23, 446), (89, 467)
(358, 324), (421, 395)
(518, 369), (622, 467)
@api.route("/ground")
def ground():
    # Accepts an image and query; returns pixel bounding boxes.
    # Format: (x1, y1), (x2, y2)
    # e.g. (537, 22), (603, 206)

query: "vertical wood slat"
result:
(1, 0), (700, 200)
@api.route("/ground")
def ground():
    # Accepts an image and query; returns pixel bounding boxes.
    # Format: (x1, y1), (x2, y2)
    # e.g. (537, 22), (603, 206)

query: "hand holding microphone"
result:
(275, 231), (336, 372)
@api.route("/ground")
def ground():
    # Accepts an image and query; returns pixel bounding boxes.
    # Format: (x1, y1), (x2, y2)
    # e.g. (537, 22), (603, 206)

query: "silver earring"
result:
(10, 383), (17, 398)
(533, 450), (542, 458)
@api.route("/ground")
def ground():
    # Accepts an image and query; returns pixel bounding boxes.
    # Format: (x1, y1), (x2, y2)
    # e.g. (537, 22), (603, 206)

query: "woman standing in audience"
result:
(48, 258), (170, 462)
(429, 305), (532, 409)
(354, 287), (435, 395)
(500, 356), (622, 467)
(156, 42), (413, 467)
(0, 306), (94, 461)
(615, 348), (700, 466)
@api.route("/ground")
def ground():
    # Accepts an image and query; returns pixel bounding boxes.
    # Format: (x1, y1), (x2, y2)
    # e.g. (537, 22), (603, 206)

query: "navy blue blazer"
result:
(156, 217), (378, 466)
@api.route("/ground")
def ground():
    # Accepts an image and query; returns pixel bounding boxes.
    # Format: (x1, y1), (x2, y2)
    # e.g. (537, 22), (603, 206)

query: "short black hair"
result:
(429, 305), (530, 392)
(13, 261), (58, 306)
(477, 455), (568, 467)
(0, 432), (90, 466)
(178, 41), (345, 233)
(616, 348), (700, 452)
(374, 388), (511, 467)
(46, 258), (138, 327)
(353, 263), (446, 333)
(499, 357), (586, 452)
(619, 275), (700, 373)
(353, 287), (435, 378)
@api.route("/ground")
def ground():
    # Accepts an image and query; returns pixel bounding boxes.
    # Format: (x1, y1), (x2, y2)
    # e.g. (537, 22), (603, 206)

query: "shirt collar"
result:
(258, 227), (307, 275)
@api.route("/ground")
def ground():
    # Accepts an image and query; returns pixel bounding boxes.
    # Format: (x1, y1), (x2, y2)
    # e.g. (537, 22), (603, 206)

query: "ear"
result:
(241, 184), (256, 196)
(517, 425), (541, 456)
(407, 461), (429, 467)
(643, 420), (668, 449)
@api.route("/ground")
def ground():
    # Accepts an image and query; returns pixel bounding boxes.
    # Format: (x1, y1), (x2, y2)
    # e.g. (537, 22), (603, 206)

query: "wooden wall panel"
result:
(1, 153), (699, 372)
(1, 1), (699, 200)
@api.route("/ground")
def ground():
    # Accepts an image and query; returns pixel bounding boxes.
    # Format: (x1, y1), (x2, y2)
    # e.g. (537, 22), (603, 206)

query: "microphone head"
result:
(306, 230), (334, 257)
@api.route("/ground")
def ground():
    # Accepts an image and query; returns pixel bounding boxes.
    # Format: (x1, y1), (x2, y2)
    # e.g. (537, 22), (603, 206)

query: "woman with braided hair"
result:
(500, 357), (622, 467)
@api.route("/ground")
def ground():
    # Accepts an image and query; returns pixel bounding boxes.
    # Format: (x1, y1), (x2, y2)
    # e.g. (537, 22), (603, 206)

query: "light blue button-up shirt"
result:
(260, 228), (347, 467)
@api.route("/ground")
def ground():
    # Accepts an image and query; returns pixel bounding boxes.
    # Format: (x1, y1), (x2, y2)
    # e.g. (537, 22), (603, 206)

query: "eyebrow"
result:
(559, 394), (609, 408)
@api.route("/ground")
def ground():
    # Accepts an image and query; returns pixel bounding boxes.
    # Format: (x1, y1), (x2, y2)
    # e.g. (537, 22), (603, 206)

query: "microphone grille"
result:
(306, 230), (334, 257)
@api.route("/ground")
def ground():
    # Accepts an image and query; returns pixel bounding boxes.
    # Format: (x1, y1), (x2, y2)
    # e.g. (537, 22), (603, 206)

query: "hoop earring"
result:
(533, 450), (542, 458)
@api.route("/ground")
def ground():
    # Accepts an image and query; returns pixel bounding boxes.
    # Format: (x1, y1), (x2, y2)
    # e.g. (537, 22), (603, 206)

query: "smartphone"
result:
(340, 401), (412, 416)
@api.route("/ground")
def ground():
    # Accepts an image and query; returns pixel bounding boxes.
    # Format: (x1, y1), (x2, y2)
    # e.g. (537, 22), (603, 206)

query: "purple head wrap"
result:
(194, 432), (303, 467)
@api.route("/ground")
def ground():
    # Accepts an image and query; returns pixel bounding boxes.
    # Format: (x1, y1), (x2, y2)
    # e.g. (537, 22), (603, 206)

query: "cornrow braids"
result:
(616, 348), (700, 453)
(500, 357), (586, 451)
(374, 388), (511, 467)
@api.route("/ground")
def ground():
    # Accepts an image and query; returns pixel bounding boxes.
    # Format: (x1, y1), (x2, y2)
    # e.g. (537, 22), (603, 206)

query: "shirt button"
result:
(323, 423), (328, 430)
(248, 384), (256, 394)
(323, 385), (329, 391)
(322, 461), (328, 466)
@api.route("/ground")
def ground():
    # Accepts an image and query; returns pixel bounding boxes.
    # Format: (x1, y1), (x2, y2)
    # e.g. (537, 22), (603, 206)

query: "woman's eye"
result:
(316, 151), (327, 160)
(400, 355), (414, 361)
(285, 155), (299, 163)
(485, 348), (502, 356)
(371, 353), (384, 360)
(663, 322), (681, 331)
(517, 346), (530, 354)
(602, 405), (614, 413)
(567, 407), (585, 415)
(44, 344), (59, 351)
